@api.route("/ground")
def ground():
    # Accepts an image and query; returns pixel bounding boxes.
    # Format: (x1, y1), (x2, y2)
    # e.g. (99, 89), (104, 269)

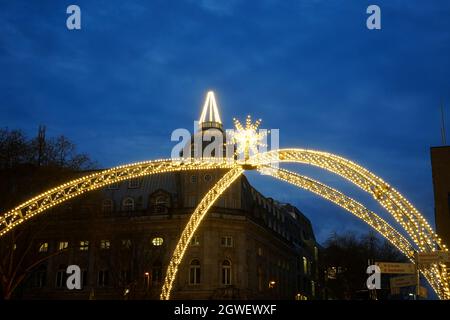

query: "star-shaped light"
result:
(229, 115), (267, 161)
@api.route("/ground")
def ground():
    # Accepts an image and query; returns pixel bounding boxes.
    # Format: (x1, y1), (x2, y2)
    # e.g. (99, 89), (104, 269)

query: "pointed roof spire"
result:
(199, 91), (222, 124)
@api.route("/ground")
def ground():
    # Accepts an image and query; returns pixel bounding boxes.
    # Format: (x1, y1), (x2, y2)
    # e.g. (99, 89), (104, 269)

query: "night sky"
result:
(1, 0), (450, 243)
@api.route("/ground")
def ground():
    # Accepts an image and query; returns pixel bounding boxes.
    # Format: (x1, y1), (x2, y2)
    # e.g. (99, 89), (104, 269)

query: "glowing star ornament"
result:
(229, 115), (267, 161)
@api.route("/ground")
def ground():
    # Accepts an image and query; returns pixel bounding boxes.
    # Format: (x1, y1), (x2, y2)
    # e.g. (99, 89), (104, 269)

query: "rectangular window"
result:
(222, 266), (231, 285)
(34, 271), (46, 288)
(120, 270), (130, 285)
(107, 182), (120, 190)
(221, 236), (233, 247)
(58, 241), (69, 251)
(121, 239), (132, 249)
(303, 257), (308, 275)
(189, 266), (200, 285)
(38, 242), (48, 253)
(152, 267), (162, 285)
(128, 179), (140, 189)
(257, 247), (263, 256)
(55, 270), (65, 288)
(187, 195), (196, 207)
(98, 270), (109, 287)
(100, 240), (110, 250)
(79, 241), (89, 251)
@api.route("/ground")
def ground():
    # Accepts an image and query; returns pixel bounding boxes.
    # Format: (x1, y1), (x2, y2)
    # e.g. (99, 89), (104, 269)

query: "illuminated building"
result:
(15, 93), (320, 300)
(2, 91), (449, 299)
(431, 146), (450, 248)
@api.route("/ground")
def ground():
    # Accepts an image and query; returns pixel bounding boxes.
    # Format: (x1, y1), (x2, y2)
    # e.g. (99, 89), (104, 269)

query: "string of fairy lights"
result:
(160, 167), (244, 300)
(259, 165), (450, 299)
(0, 112), (449, 299)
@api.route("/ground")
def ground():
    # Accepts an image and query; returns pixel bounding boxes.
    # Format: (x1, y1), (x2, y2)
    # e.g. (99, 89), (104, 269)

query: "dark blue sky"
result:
(1, 0), (449, 243)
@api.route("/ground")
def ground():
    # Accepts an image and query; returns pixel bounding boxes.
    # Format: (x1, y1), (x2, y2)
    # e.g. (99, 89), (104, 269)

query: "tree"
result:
(322, 231), (404, 300)
(0, 127), (97, 212)
(0, 126), (98, 299)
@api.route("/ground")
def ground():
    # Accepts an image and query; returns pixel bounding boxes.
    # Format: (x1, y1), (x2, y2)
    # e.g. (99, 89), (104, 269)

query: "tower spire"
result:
(199, 91), (222, 124)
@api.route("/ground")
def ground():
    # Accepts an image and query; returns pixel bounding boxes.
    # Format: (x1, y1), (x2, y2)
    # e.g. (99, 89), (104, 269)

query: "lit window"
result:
(102, 199), (113, 213)
(128, 179), (140, 189)
(38, 242), (48, 253)
(122, 197), (135, 211)
(189, 259), (201, 285)
(79, 241), (89, 251)
(190, 236), (200, 246)
(221, 236), (233, 247)
(58, 241), (68, 251)
(303, 257), (308, 274)
(100, 240), (110, 250)
(221, 260), (231, 285)
(152, 237), (164, 246)
(107, 182), (120, 189)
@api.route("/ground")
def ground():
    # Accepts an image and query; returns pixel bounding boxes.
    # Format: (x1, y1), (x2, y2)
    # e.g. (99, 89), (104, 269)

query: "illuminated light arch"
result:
(258, 165), (447, 299)
(250, 149), (447, 254)
(0, 158), (236, 237)
(259, 166), (415, 259)
(159, 161), (449, 300)
(0, 113), (449, 299)
(160, 167), (244, 300)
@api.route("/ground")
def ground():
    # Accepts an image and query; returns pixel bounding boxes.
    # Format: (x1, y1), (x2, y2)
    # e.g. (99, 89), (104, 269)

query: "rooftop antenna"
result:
(441, 100), (447, 145)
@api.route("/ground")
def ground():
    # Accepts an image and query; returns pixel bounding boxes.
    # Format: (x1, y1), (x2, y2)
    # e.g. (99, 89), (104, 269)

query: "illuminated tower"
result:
(199, 91), (223, 131)
(183, 91), (226, 158)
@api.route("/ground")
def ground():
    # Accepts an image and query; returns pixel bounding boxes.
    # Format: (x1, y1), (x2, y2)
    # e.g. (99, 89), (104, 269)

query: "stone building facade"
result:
(15, 92), (320, 300)
(18, 170), (319, 300)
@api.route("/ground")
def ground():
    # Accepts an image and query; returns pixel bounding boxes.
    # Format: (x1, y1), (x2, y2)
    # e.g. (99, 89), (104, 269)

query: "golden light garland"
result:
(160, 167), (244, 300)
(0, 115), (449, 299)
(259, 165), (449, 299)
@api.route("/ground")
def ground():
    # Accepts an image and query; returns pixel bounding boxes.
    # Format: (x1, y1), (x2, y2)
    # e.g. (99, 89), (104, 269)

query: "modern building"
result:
(431, 146), (450, 247)
(14, 93), (320, 300)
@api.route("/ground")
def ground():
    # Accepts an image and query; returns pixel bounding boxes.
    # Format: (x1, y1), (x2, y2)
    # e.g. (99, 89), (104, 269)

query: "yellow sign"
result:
(418, 251), (450, 265)
(376, 262), (415, 274)
(390, 275), (416, 288)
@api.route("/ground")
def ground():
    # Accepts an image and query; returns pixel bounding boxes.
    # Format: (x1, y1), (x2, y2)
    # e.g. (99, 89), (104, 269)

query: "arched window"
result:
(122, 197), (135, 211)
(102, 199), (113, 213)
(155, 195), (169, 207)
(189, 259), (201, 285)
(152, 237), (164, 246)
(149, 190), (171, 213)
(221, 260), (231, 285)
